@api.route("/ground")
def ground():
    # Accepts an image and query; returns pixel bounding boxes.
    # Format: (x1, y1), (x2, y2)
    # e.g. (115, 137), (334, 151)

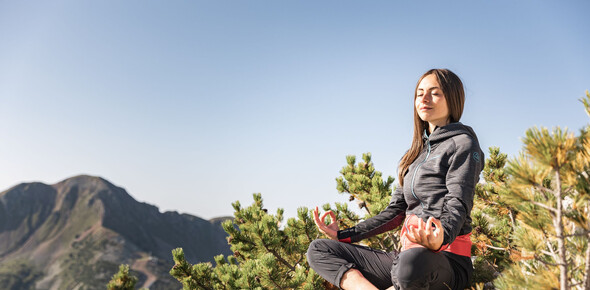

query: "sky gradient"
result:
(1, 0), (589, 219)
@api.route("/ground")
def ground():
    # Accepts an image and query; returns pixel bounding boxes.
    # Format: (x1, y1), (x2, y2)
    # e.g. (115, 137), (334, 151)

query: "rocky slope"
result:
(0, 175), (232, 289)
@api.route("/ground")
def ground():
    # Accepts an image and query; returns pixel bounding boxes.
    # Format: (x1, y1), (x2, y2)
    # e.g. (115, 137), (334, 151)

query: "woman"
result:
(307, 69), (484, 290)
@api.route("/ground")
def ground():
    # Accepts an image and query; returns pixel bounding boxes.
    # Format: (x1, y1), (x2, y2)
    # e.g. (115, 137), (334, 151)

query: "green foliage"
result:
(333, 152), (399, 251)
(107, 264), (138, 290)
(495, 262), (559, 290)
(486, 91), (590, 289)
(0, 259), (42, 290)
(471, 147), (516, 286)
(469, 91), (590, 289)
(169, 153), (396, 289)
(60, 233), (124, 289)
(170, 194), (324, 289)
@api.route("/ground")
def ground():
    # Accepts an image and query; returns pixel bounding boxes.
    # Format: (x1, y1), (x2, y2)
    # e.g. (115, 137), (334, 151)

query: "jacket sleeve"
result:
(337, 185), (407, 243)
(439, 136), (484, 247)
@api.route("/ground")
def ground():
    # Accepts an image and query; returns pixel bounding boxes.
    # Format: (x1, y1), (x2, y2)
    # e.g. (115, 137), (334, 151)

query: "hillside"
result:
(0, 175), (232, 289)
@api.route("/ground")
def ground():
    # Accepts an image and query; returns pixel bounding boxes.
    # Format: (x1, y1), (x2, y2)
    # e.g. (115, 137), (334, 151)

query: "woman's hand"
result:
(406, 216), (444, 251)
(313, 207), (340, 240)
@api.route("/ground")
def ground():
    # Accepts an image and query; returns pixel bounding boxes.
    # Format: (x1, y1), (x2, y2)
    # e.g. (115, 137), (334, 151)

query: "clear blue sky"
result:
(1, 1), (589, 219)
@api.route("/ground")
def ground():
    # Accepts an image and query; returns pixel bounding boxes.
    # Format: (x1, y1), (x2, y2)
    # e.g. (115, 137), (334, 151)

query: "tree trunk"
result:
(554, 170), (569, 290)
(584, 231), (590, 289)
(584, 204), (590, 290)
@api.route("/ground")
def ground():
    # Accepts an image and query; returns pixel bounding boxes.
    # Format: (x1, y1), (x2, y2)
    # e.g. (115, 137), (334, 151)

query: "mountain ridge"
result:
(0, 174), (232, 289)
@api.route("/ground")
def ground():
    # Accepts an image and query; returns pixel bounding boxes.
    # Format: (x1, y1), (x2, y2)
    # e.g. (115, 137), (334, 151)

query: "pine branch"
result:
(534, 254), (560, 267)
(540, 249), (556, 257)
(386, 232), (399, 251)
(363, 202), (372, 216)
(295, 255), (304, 268)
(302, 212), (317, 243)
(375, 235), (387, 250)
(532, 182), (555, 197)
(197, 281), (210, 289)
(543, 230), (559, 264)
(562, 230), (590, 237)
(262, 241), (295, 272)
(529, 200), (558, 215)
(508, 209), (516, 229)
(512, 179), (558, 214)
(485, 244), (509, 251)
(265, 269), (283, 289)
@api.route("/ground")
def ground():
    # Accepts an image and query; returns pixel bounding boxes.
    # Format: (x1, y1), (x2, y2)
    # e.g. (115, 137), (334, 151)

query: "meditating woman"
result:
(307, 68), (484, 290)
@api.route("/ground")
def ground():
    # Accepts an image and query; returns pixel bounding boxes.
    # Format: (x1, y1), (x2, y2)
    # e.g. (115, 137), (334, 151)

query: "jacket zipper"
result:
(410, 132), (431, 210)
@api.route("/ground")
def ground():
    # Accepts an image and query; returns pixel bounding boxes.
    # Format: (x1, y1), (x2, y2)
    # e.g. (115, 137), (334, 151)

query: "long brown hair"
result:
(397, 68), (465, 186)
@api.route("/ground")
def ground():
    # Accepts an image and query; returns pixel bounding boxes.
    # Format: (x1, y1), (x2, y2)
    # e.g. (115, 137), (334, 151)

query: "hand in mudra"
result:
(405, 216), (444, 251)
(313, 207), (340, 240)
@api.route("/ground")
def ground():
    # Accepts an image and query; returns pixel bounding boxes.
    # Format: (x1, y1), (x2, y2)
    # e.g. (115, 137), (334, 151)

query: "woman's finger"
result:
(328, 210), (337, 224)
(406, 227), (417, 242)
(426, 217), (434, 233)
(428, 218), (441, 238)
(320, 210), (330, 224)
(410, 226), (422, 243)
(432, 218), (443, 233)
(416, 219), (428, 240)
(313, 207), (319, 222)
(313, 207), (325, 227)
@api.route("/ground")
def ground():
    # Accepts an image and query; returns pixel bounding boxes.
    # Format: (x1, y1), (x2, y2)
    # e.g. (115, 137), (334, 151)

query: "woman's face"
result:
(415, 74), (450, 131)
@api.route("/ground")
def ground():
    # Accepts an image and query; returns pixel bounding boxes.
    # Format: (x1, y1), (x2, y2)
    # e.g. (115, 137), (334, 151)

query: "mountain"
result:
(0, 175), (232, 289)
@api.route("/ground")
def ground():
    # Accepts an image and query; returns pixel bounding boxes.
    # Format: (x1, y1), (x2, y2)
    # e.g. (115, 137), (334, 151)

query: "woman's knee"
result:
(394, 249), (437, 284)
(308, 239), (329, 254)
(393, 248), (452, 289)
(306, 239), (333, 265)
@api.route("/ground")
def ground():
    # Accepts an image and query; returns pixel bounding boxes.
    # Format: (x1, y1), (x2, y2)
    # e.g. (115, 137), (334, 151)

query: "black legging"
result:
(307, 239), (465, 290)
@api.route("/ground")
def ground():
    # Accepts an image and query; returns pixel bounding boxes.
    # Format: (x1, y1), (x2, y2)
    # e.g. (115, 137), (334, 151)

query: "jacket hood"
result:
(424, 122), (480, 144)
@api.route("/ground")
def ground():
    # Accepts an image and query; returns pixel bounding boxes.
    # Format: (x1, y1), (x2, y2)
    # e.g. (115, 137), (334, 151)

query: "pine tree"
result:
(170, 193), (325, 289)
(107, 264), (138, 290)
(471, 147), (517, 287)
(491, 91), (590, 289)
(575, 91), (590, 290)
(169, 153), (397, 289)
(331, 153), (399, 252)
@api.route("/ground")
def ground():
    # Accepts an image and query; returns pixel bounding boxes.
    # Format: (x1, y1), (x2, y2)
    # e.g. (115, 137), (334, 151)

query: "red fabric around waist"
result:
(400, 215), (472, 257)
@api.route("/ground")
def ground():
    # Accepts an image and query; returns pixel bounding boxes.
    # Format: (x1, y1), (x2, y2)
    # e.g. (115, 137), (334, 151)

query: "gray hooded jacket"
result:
(338, 122), (484, 247)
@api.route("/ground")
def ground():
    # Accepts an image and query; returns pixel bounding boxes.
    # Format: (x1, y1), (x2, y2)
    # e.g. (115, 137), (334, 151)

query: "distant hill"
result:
(0, 175), (232, 289)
